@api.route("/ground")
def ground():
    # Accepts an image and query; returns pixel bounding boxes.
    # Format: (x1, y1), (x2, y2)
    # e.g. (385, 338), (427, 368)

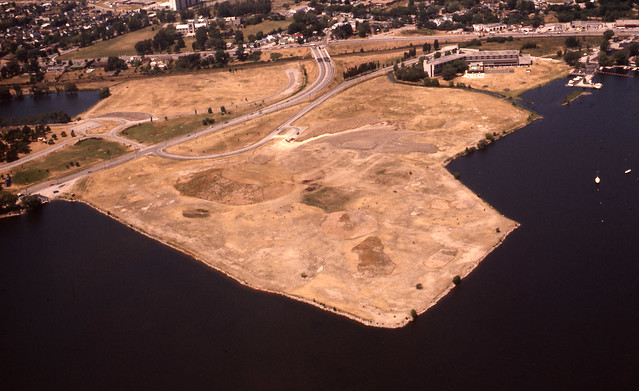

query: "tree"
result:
(235, 42), (246, 61)
(564, 51), (581, 67)
(332, 23), (353, 40)
(441, 64), (457, 80)
(234, 30), (244, 43)
(220, 106), (226, 114)
(357, 22), (369, 38)
(613, 50), (629, 65)
(603, 29), (614, 41)
(105, 56), (127, 72)
(63, 82), (78, 92)
(21, 195), (43, 212)
(565, 36), (580, 49)
(0, 86), (11, 102)
(433, 39), (439, 50)
(134, 39), (153, 55)
(98, 87), (111, 100)
(0, 191), (18, 212)
(451, 59), (468, 73)
(195, 27), (208, 48)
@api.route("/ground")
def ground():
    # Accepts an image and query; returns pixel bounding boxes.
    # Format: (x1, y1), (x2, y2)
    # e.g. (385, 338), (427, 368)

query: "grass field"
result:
(9, 138), (130, 185)
(240, 19), (291, 37)
(120, 114), (216, 144)
(478, 36), (602, 57)
(58, 26), (157, 60)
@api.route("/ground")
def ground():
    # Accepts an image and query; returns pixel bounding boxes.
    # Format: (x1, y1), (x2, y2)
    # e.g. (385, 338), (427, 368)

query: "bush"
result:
(452, 275), (461, 285)
(423, 77), (440, 87)
(521, 42), (538, 50)
(98, 87), (111, 100)
(441, 64), (457, 81)
(416, 283), (423, 290)
(63, 82), (78, 92)
(410, 309), (418, 319)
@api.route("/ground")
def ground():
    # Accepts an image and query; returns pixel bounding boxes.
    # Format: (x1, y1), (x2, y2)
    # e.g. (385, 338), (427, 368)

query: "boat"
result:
(625, 169), (632, 174)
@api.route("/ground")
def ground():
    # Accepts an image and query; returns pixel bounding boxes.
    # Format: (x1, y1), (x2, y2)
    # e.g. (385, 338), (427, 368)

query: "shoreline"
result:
(62, 109), (529, 328)
(56, 195), (521, 329)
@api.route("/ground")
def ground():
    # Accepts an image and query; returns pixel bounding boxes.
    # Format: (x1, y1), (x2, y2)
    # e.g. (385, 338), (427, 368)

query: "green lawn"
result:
(240, 19), (291, 38)
(11, 138), (130, 185)
(120, 114), (217, 144)
(58, 26), (158, 60)
(478, 36), (602, 57)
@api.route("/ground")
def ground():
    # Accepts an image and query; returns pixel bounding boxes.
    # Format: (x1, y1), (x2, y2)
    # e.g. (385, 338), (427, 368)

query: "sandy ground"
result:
(84, 63), (303, 118)
(73, 76), (529, 328)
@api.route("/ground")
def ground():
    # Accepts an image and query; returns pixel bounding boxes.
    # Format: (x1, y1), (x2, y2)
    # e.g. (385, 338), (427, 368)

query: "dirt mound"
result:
(182, 208), (210, 218)
(352, 236), (395, 276)
(175, 164), (294, 205)
(321, 210), (378, 240)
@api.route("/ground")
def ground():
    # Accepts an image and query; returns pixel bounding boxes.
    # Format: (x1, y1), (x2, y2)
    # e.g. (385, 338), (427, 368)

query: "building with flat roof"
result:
(423, 48), (532, 77)
(615, 20), (639, 28)
(169, 0), (198, 11)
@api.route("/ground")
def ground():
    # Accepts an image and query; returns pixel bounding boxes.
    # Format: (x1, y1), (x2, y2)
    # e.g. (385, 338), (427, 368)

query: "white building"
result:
(175, 18), (208, 36)
(169, 0), (198, 11)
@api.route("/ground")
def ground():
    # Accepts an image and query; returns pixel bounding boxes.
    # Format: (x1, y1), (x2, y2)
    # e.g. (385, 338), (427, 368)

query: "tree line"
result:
(214, 0), (272, 18)
(343, 61), (380, 79)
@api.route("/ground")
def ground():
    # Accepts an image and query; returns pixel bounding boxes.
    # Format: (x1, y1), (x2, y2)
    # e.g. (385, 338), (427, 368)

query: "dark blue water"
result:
(2, 76), (639, 390)
(0, 91), (99, 121)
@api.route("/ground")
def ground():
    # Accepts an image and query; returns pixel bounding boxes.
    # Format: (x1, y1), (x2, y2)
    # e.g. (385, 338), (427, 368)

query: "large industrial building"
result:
(423, 48), (532, 77)
(169, 0), (199, 11)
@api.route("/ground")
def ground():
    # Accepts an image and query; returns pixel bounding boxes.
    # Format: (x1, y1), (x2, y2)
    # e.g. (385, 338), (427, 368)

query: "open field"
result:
(165, 104), (303, 156)
(453, 58), (571, 97)
(85, 62), (304, 118)
(58, 26), (157, 61)
(327, 40), (439, 55)
(74, 76), (529, 327)
(3, 138), (130, 186)
(121, 114), (216, 144)
(240, 19), (291, 37)
(478, 36), (602, 57)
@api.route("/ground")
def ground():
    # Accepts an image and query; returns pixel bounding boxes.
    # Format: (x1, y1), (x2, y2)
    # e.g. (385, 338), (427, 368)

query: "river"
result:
(0, 90), (99, 122)
(1, 75), (638, 390)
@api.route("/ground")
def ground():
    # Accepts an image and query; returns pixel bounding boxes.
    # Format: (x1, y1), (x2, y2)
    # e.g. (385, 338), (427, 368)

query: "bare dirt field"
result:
(84, 63), (305, 118)
(454, 58), (570, 97)
(74, 75), (529, 327)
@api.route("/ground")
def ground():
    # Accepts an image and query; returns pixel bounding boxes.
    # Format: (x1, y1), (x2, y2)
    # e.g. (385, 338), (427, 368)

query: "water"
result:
(2, 76), (639, 390)
(0, 91), (100, 121)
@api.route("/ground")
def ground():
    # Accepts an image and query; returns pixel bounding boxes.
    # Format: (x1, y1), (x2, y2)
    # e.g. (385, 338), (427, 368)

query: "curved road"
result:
(20, 45), (339, 194)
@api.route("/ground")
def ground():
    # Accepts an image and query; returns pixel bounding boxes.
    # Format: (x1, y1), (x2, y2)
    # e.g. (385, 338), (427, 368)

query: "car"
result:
(53, 190), (59, 194)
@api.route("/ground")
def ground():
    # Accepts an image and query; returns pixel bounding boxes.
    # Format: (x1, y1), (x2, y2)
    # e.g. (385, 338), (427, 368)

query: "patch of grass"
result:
(301, 186), (352, 213)
(479, 36), (601, 58)
(561, 89), (588, 105)
(240, 19), (291, 38)
(12, 168), (49, 185)
(59, 26), (157, 60)
(401, 28), (436, 36)
(9, 138), (129, 185)
(121, 115), (214, 144)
